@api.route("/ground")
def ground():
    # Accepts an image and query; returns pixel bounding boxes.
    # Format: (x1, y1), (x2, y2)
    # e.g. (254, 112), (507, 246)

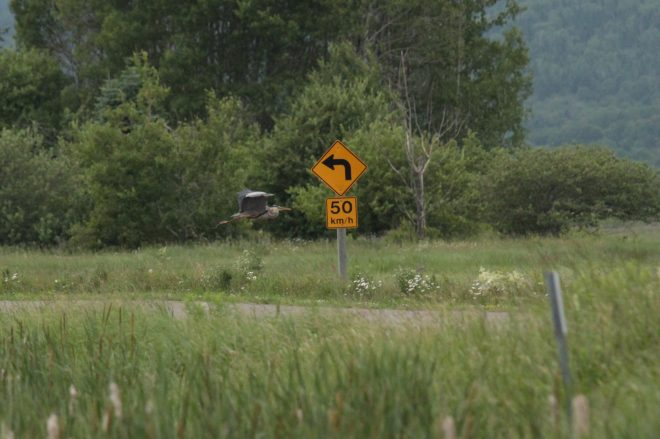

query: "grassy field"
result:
(0, 261), (657, 438)
(1, 226), (658, 308)
(0, 228), (658, 437)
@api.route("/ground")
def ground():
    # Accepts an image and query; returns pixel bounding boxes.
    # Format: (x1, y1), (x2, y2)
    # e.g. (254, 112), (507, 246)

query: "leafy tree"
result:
(159, 0), (360, 123)
(348, 124), (488, 239)
(68, 55), (259, 247)
(361, 0), (531, 148)
(347, 120), (408, 236)
(480, 146), (660, 235)
(10, 0), (360, 124)
(0, 48), (67, 143)
(166, 94), (261, 241)
(0, 128), (82, 245)
(11, 0), (530, 145)
(66, 55), (179, 247)
(68, 117), (178, 248)
(259, 44), (392, 237)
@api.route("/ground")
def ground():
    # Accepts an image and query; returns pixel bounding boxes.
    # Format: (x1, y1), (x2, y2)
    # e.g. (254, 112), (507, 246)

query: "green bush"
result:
(67, 55), (259, 248)
(480, 146), (660, 235)
(349, 127), (491, 239)
(0, 48), (68, 143)
(0, 129), (83, 246)
(201, 266), (233, 292)
(395, 268), (438, 296)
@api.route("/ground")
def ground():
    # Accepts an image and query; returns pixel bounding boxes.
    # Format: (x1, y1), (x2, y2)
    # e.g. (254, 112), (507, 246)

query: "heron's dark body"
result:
(219, 189), (291, 224)
(236, 189), (271, 217)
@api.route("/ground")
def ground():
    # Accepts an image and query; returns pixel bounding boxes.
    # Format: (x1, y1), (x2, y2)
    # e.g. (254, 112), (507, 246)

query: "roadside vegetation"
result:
(1, 226), (658, 309)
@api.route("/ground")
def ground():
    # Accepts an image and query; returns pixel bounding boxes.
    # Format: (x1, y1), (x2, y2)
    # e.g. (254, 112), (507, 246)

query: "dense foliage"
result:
(3, 0), (658, 165)
(480, 147), (660, 235)
(0, 0), (658, 247)
(8, 0), (530, 144)
(0, 129), (82, 246)
(0, 48), (67, 142)
(67, 55), (260, 247)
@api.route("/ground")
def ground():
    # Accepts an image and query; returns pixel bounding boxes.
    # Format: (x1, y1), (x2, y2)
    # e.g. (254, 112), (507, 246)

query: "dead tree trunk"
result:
(389, 52), (461, 239)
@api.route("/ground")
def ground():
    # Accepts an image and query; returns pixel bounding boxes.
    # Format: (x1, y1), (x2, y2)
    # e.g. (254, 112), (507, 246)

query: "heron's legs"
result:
(217, 213), (247, 226)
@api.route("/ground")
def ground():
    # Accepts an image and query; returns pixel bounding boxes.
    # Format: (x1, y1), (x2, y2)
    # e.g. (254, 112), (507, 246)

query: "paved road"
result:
(0, 300), (509, 326)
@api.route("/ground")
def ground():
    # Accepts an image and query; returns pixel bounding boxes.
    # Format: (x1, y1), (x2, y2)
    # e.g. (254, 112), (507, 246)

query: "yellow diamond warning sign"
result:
(326, 197), (358, 229)
(312, 140), (367, 196)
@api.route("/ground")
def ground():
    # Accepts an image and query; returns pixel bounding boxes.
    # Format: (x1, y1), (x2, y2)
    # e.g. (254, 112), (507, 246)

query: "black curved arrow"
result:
(322, 155), (352, 180)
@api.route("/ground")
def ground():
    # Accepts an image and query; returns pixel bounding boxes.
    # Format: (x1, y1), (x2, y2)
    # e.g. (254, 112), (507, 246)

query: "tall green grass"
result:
(1, 229), (658, 307)
(0, 263), (658, 437)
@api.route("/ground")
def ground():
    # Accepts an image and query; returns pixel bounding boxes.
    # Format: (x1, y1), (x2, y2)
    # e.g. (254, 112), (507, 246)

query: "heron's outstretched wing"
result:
(236, 189), (253, 210)
(238, 190), (273, 215)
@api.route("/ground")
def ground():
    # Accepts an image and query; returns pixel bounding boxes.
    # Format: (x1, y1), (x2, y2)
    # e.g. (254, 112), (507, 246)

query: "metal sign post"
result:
(337, 228), (347, 281)
(544, 271), (573, 424)
(311, 140), (367, 281)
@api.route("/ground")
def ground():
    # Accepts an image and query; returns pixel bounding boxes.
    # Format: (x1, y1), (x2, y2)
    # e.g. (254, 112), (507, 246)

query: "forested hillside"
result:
(0, 0), (13, 46)
(516, 0), (660, 166)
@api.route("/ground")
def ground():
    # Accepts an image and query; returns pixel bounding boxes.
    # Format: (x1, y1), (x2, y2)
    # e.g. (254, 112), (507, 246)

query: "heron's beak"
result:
(278, 207), (292, 211)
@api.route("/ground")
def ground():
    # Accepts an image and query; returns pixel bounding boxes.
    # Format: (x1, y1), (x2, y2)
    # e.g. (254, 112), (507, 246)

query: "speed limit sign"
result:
(325, 197), (358, 229)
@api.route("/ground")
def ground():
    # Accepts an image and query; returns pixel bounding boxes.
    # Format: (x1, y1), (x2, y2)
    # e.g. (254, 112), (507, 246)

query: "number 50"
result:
(330, 200), (353, 214)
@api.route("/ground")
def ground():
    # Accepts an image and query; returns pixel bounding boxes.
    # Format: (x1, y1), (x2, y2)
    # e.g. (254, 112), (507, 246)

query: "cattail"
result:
(548, 394), (559, 430)
(109, 382), (122, 419)
(145, 399), (155, 415)
(1, 422), (15, 439)
(441, 416), (456, 439)
(572, 394), (590, 437)
(101, 409), (112, 433)
(69, 384), (78, 413)
(327, 408), (340, 431)
(47, 413), (59, 439)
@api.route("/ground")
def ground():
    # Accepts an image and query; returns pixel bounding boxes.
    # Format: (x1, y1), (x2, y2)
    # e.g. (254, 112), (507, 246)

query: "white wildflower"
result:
(470, 267), (529, 299)
(396, 268), (436, 295)
(1, 422), (15, 439)
(350, 274), (382, 298)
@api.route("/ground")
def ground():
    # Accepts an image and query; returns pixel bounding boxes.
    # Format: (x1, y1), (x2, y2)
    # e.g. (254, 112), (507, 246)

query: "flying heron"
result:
(218, 189), (292, 225)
